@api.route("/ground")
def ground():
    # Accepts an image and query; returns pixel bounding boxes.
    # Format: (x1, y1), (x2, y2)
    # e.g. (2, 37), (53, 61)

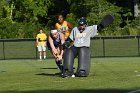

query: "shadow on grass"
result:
(35, 72), (61, 77)
(0, 89), (132, 93)
(40, 67), (57, 69)
(0, 70), (7, 73)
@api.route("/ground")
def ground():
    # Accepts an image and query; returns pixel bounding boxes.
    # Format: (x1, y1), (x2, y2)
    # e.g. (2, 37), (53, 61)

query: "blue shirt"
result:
(47, 32), (61, 50)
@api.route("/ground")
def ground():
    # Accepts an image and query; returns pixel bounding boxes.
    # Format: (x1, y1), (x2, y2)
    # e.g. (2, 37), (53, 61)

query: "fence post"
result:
(36, 47), (38, 59)
(103, 37), (105, 57)
(3, 40), (5, 60)
(138, 36), (140, 56)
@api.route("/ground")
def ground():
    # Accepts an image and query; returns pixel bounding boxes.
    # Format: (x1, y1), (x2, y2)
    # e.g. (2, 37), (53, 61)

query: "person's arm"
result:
(59, 49), (64, 60)
(48, 35), (58, 55)
(44, 34), (47, 46)
(36, 40), (38, 47)
(67, 22), (73, 33)
(57, 48), (64, 61)
(62, 27), (75, 49)
(54, 24), (58, 29)
(52, 51), (58, 59)
(60, 32), (65, 45)
(56, 32), (65, 60)
(36, 35), (38, 47)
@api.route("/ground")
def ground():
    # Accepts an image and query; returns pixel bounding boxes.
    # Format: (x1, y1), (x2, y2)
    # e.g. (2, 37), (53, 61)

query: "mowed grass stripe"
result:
(0, 58), (140, 93)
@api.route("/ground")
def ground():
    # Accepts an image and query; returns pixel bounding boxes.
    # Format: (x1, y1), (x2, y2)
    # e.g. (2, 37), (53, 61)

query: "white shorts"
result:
(37, 45), (46, 52)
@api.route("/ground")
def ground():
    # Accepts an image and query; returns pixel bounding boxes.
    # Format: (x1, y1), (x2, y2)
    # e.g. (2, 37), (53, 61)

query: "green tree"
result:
(0, 0), (140, 38)
(13, 0), (52, 22)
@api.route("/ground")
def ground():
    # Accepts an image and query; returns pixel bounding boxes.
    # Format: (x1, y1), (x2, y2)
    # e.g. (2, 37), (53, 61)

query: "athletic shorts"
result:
(37, 45), (46, 52)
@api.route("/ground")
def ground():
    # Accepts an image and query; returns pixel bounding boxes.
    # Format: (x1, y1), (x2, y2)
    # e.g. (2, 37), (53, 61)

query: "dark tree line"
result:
(0, 0), (139, 39)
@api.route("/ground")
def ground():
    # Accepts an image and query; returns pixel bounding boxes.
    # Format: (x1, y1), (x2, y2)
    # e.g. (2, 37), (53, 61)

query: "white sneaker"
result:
(71, 74), (75, 78)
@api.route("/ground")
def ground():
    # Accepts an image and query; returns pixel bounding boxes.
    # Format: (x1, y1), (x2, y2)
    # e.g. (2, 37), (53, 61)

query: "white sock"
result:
(39, 56), (42, 59)
(44, 56), (46, 59)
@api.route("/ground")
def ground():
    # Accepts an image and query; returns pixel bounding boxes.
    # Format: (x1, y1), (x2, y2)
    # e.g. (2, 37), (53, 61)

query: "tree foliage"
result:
(0, 0), (139, 39)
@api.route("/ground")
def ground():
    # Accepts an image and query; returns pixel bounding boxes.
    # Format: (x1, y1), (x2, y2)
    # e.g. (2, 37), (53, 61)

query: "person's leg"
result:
(43, 51), (46, 59)
(42, 45), (46, 59)
(77, 47), (91, 77)
(55, 60), (63, 72)
(39, 52), (42, 59)
(50, 47), (63, 73)
(55, 47), (63, 72)
(38, 45), (42, 60)
(63, 46), (77, 77)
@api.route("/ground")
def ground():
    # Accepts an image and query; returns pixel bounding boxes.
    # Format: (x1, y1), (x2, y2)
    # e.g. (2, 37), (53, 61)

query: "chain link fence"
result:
(0, 36), (140, 60)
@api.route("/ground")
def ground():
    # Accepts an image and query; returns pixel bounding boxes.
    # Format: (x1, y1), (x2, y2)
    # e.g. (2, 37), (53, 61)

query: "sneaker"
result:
(62, 74), (75, 78)
(76, 70), (87, 77)
(61, 70), (74, 78)
(71, 74), (75, 78)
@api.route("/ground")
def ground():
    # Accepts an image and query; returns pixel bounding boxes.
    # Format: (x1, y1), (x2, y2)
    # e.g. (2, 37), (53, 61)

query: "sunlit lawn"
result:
(0, 57), (140, 93)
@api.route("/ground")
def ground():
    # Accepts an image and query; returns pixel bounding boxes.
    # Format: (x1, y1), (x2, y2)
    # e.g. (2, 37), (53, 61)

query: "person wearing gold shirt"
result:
(36, 29), (47, 60)
(55, 14), (73, 40)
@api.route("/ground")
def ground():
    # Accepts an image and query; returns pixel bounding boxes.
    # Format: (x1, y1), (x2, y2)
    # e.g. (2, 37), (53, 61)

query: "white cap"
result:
(51, 30), (57, 34)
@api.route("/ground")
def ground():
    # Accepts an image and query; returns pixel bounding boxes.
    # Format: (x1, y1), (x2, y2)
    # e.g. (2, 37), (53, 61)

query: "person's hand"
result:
(36, 42), (38, 47)
(62, 41), (71, 49)
(44, 43), (46, 47)
(52, 48), (58, 55)
(58, 55), (62, 60)
(57, 55), (62, 61)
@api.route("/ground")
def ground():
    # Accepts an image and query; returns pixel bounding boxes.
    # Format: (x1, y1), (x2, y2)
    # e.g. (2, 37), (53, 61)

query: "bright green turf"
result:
(0, 57), (140, 93)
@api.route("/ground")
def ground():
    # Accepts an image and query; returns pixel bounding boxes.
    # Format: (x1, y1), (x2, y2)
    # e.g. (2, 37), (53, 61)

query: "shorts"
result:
(37, 45), (46, 52)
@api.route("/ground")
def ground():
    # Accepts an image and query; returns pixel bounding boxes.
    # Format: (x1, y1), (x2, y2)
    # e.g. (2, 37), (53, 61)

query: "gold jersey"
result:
(55, 21), (70, 39)
(36, 33), (47, 46)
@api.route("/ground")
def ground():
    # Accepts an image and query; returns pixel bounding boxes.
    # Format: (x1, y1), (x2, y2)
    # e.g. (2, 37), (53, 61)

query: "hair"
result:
(37, 28), (43, 34)
(57, 14), (66, 20)
(49, 26), (56, 35)
(38, 28), (43, 31)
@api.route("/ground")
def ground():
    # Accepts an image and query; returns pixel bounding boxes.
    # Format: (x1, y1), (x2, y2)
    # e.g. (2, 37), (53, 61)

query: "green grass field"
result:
(0, 57), (140, 93)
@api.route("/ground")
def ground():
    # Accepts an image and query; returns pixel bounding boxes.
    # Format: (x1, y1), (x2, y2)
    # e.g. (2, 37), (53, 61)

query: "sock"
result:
(44, 56), (46, 59)
(39, 56), (42, 59)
